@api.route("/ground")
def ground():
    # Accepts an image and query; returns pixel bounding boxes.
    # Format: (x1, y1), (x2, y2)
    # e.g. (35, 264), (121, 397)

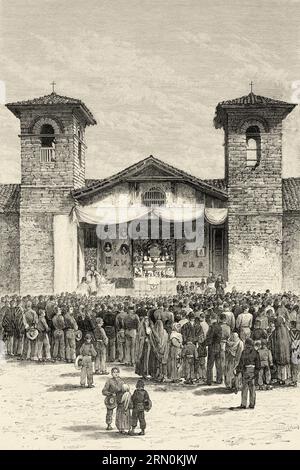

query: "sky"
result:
(1, 0), (300, 183)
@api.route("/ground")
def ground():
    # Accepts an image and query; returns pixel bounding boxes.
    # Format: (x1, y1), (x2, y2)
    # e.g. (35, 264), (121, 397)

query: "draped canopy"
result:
(72, 204), (228, 226)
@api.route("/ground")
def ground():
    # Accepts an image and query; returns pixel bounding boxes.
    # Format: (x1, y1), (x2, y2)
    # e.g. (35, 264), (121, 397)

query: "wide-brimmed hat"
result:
(74, 355), (83, 370)
(26, 328), (39, 341)
(75, 330), (83, 342)
(104, 395), (117, 410)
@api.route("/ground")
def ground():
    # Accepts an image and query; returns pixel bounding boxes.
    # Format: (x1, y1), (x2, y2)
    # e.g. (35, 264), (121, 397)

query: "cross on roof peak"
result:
(51, 81), (56, 93)
(249, 81), (254, 93)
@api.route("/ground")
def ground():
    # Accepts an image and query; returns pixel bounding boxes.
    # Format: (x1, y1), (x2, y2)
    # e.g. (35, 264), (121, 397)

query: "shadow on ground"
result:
(63, 424), (131, 440)
(193, 406), (232, 417)
(60, 372), (79, 378)
(47, 384), (86, 392)
(193, 386), (234, 396)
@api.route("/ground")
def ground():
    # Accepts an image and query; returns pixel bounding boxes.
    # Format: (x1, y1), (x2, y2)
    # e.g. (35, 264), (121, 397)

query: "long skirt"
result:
(168, 345), (181, 381)
(277, 364), (291, 382)
(116, 405), (131, 432)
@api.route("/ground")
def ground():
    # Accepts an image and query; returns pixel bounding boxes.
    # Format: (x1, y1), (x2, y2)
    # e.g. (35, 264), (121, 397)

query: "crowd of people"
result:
(0, 282), (299, 397)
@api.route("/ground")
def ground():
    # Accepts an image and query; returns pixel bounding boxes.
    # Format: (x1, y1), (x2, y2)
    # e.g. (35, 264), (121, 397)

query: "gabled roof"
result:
(0, 184), (20, 213)
(282, 178), (300, 211)
(6, 92), (96, 125)
(214, 92), (296, 129)
(74, 155), (228, 202)
(219, 92), (294, 107)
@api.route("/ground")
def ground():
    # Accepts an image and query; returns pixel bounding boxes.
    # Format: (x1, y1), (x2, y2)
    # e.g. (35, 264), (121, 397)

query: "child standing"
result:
(130, 379), (152, 436)
(257, 339), (273, 390)
(79, 333), (97, 388)
(182, 340), (198, 385)
(116, 384), (132, 434)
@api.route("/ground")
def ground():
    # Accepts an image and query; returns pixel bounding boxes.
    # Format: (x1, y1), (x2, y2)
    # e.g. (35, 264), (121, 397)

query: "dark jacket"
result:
(181, 322), (196, 345)
(236, 346), (261, 374)
(205, 322), (222, 353)
(132, 389), (150, 411)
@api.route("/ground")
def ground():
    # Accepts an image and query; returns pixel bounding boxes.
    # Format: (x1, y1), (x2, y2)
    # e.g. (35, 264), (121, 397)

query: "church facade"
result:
(1, 90), (300, 295)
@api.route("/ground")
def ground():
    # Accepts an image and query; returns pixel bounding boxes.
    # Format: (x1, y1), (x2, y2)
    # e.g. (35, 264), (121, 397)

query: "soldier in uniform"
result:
(64, 306), (78, 363)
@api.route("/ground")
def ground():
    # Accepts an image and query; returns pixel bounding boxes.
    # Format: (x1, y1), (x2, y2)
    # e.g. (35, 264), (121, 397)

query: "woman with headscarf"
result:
(167, 323), (183, 382)
(116, 383), (132, 434)
(270, 316), (291, 385)
(148, 319), (169, 382)
(135, 313), (151, 379)
(224, 332), (244, 390)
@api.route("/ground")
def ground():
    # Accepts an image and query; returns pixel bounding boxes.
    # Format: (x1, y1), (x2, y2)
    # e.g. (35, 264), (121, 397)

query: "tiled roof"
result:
(219, 92), (294, 107)
(6, 92), (96, 125)
(204, 179), (227, 191)
(74, 155), (228, 202)
(283, 178), (300, 211)
(0, 184), (20, 213)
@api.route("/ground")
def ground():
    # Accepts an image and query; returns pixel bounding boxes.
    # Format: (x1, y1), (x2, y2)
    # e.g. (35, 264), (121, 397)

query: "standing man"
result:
(205, 312), (222, 385)
(124, 305), (140, 367)
(236, 304), (253, 343)
(115, 303), (127, 363)
(103, 307), (117, 362)
(22, 300), (38, 361)
(64, 306), (78, 363)
(102, 367), (124, 430)
(220, 313), (231, 382)
(52, 306), (66, 362)
(233, 337), (261, 410)
(223, 303), (235, 332)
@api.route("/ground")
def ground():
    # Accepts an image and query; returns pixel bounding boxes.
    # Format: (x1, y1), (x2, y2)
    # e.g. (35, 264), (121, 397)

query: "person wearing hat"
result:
(181, 312), (196, 345)
(64, 306), (78, 363)
(94, 317), (109, 375)
(52, 306), (66, 362)
(123, 305), (139, 367)
(251, 319), (268, 342)
(79, 333), (97, 388)
(130, 379), (151, 436)
(205, 311), (222, 385)
(102, 367), (124, 430)
(233, 337), (261, 409)
(103, 308), (117, 362)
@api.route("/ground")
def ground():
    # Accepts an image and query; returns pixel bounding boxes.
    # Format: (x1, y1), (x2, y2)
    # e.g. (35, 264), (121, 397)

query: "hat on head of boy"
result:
(136, 379), (145, 389)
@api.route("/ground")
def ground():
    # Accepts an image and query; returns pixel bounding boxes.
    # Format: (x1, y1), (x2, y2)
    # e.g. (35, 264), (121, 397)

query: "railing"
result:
(40, 147), (55, 163)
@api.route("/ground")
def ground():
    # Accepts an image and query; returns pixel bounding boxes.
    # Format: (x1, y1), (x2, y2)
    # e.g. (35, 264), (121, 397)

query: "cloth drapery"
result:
(71, 205), (227, 225)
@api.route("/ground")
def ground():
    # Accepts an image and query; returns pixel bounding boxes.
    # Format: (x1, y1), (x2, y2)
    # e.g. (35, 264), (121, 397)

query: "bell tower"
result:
(214, 90), (296, 291)
(6, 90), (96, 294)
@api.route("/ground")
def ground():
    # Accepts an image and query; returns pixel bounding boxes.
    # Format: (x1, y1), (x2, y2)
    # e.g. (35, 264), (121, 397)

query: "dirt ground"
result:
(0, 356), (299, 450)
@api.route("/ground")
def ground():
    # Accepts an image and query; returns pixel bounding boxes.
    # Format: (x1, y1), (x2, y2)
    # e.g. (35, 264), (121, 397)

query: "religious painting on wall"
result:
(176, 238), (209, 277)
(132, 239), (175, 278)
(98, 239), (132, 279)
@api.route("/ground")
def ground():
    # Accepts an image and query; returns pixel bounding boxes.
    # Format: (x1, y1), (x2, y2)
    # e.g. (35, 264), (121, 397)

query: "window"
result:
(142, 188), (166, 207)
(78, 130), (82, 166)
(40, 124), (55, 163)
(246, 125), (261, 167)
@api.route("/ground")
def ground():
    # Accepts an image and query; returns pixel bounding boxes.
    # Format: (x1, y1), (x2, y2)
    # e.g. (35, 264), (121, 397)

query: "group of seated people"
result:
(0, 288), (299, 390)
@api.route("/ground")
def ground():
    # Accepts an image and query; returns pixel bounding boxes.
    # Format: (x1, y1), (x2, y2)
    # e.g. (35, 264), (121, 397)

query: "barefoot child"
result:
(116, 384), (132, 434)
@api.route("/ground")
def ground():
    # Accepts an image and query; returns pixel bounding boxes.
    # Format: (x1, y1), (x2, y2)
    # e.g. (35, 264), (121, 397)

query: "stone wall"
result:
(225, 107), (286, 292)
(0, 213), (20, 294)
(19, 213), (54, 294)
(282, 212), (300, 293)
(227, 214), (282, 291)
